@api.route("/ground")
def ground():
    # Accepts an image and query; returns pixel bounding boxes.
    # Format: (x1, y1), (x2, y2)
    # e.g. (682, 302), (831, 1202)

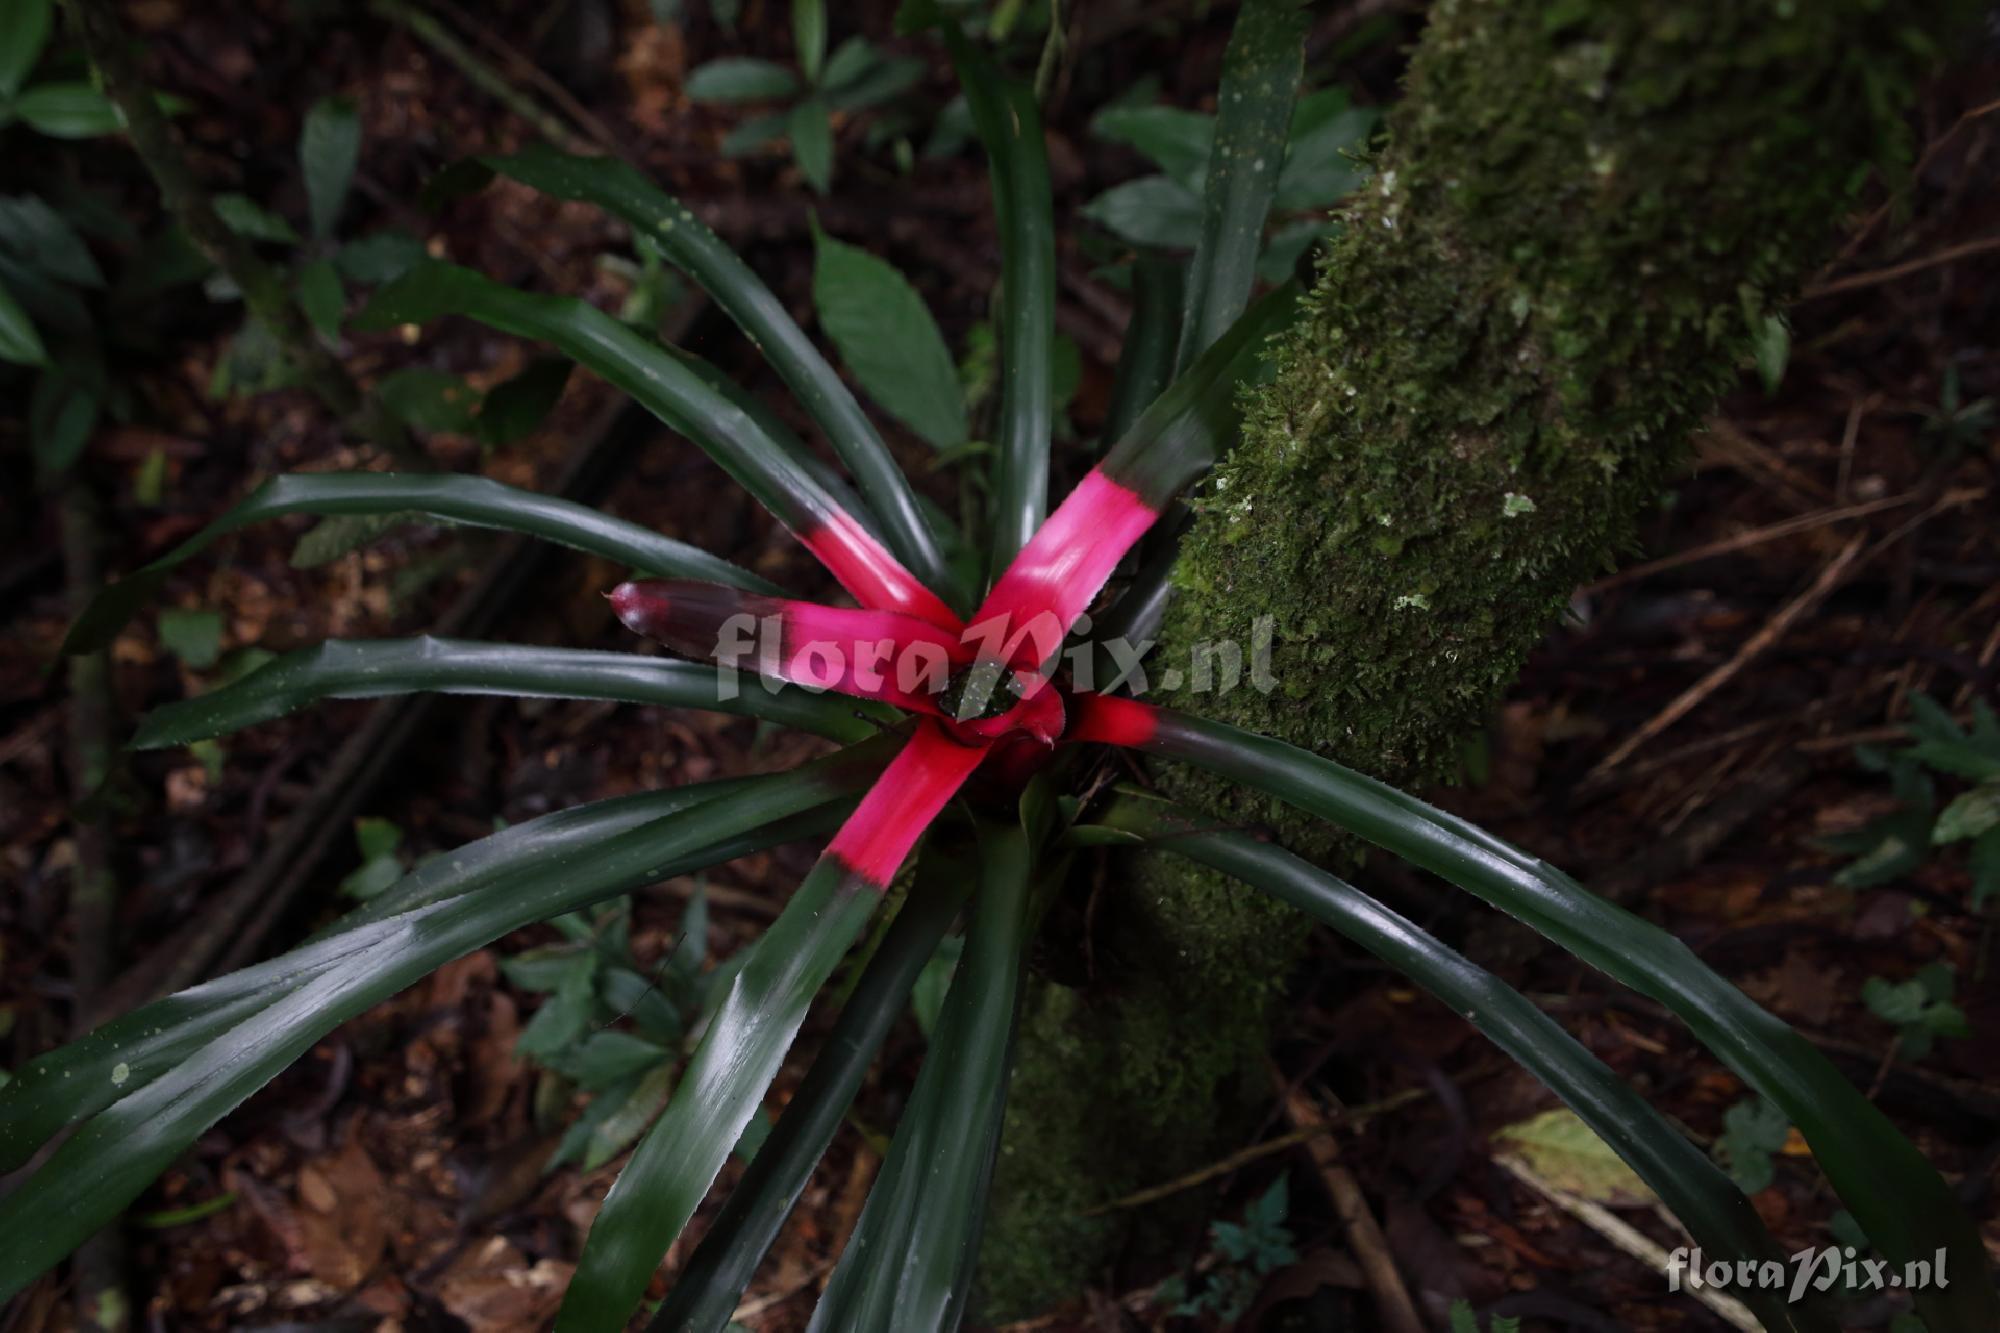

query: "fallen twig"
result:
(1273, 1072), (1425, 1333)
(1494, 1153), (1759, 1332)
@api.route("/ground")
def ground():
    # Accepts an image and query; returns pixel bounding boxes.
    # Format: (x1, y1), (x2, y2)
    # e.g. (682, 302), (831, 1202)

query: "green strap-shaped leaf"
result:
(0, 748), (890, 1300)
(647, 851), (976, 1333)
(475, 146), (959, 605)
(1100, 280), (1298, 510)
(1102, 255), (1186, 446)
(1084, 795), (1834, 1333)
(61, 471), (774, 656)
(808, 822), (1032, 1332)
(557, 852), (886, 1331)
(1176, 0), (1306, 368)
(940, 34), (1057, 569)
(0, 774), (768, 1173)
(354, 262), (879, 544)
(1142, 709), (2000, 1331)
(131, 637), (888, 749)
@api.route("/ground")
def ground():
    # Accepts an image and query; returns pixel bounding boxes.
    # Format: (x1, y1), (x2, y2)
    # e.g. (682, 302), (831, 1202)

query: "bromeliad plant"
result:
(3, 6), (1994, 1332)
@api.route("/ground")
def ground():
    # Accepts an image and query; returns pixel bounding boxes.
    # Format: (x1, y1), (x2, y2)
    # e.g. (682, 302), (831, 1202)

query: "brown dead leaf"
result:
(296, 1135), (391, 1290)
(1744, 948), (1841, 1026)
(438, 1237), (573, 1333)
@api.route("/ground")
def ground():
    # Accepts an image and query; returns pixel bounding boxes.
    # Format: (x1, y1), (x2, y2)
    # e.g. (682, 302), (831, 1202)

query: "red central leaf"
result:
(826, 720), (988, 887)
(610, 580), (968, 715)
(799, 509), (963, 631)
(971, 468), (1160, 672)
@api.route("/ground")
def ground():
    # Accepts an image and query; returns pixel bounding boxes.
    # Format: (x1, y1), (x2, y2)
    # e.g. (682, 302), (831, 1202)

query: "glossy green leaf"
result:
(297, 257), (345, 336)
(811, 222), (967, 450)
(212, 193), (300, 245)
(132, 637), (887, 749)
(941, 30), (1055, 566)
(301, 95), (361, 240)
(824, 49), (923, 112)
(684, 57), (800, 103)
(1142, 708), (2000, 1331)
(788, 97), (834, 192)
(1272, 88), (1372, 210)
(1177, 0), (1306, 368)
(719, 111), (787, 157)
(0, 751), (883, 1298)
(377, 366), (478, 433)
(334, 230), (427, 283)
(1090, 795), (1833, 1333)
(476, 357), (571, 445)
(63, 471), (774, 657)
(1080, 175), (1203, 249)
(0, 0), (50, 98)
(14, 83), (123, 137)
(0, 277), (48, 366)
(29, 363), (101, 471)
(0, 194), (106, 288)
(356, 260), (918, 593)
(648, 850), (975, 1333)
(155, 608), (223, 669)
(557, 852), (884, 1332)
(809, 822), (1032, 1332)
(476, 145), (956, 601)
(792, 0), (826, 83)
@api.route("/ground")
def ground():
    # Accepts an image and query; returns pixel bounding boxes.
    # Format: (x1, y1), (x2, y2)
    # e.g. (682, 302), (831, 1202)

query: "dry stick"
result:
(1801, 232), (2000, 299)
(1083, 1087), (1429, 1216)
(1273, 1072), (1425, 1333)
(421, 0), (627, 158)
(58, 481), (131, 1333)
(369, 0), (592, 153)
(1590, 484), (1983, 778)
(1493, 1155), (1760, 1333)
(1587, 533), (1868, 779)
(57, 0), (413, 465)
(1826, 95), (2000, 268)
(1582, 487), (1971, 594)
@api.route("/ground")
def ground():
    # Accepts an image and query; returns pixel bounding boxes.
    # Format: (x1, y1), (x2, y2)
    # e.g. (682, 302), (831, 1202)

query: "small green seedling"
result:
(1863, 962), (1969, 1061)
(685, 0), (925, 191)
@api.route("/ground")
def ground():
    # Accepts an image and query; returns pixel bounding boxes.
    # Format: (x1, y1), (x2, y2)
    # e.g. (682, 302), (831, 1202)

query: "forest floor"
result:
(1, 2), (1996, 1331)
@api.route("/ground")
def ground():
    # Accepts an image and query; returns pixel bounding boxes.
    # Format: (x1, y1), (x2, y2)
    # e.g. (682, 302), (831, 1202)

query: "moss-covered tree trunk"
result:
(982, 0), (1964, 1312)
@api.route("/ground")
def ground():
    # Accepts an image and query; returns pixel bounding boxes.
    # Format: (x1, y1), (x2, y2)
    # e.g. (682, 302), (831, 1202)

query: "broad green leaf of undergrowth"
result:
(377, 366), (478, 434)
(301, 96), (361, 240)
(811, 222), (967, 450)
(14, 84), (123, 138)
(792, 0), (826, 84)
(0, 279), (46, 365)
(1091, 104), (1213, 191)
(1714, 1096), (1789, 1194)
(157, 608), (223, 669)
(685, 58), (799, 103)
(1082, 176), (1203, 249)
(788, 98), (833, 191)
(0, 195), (105, 288)
(0, 0), (51, 99)
(213, 194), (300, 245)
(297, 258), (344, 336)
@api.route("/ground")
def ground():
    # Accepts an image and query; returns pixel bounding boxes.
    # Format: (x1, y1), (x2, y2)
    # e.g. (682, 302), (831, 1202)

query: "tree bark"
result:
(981, 0), (1969, 1313)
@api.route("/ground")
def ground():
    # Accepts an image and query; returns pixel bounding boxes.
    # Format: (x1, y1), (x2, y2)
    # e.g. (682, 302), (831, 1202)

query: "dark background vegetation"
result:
(1, 1), (1995, 1329)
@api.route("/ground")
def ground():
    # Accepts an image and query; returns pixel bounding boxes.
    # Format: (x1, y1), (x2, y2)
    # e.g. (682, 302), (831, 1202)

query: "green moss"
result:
(985, 0), (1964, 1316)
